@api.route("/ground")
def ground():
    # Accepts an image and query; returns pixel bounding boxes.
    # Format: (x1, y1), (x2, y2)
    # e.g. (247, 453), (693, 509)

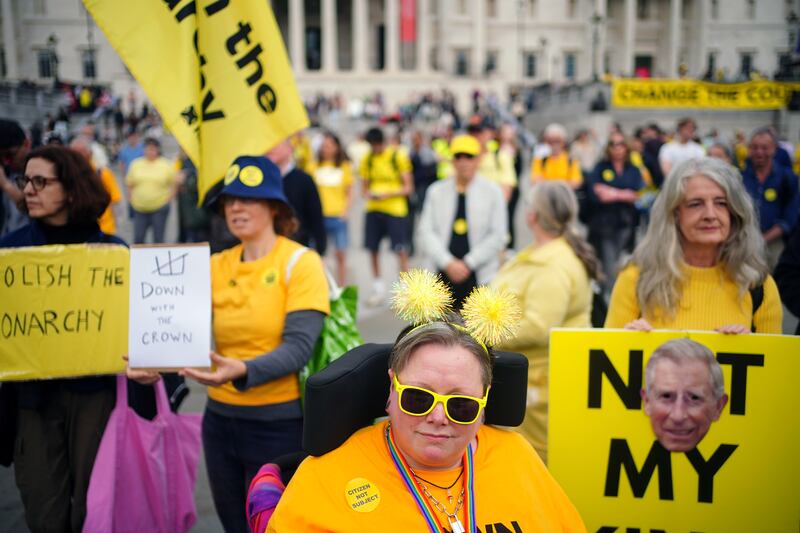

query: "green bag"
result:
(299, 271), (363, 400)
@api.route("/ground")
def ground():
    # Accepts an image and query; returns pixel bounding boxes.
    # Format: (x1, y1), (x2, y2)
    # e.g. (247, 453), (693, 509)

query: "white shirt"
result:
(658, 140), (705, 170)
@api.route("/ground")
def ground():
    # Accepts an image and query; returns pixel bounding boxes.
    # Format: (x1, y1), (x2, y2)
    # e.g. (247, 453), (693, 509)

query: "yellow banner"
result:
(83, 0), (309, 202)
(612, 79), (800, 109)
(549, 329), (799, 533)
(0, 245), (129, 380)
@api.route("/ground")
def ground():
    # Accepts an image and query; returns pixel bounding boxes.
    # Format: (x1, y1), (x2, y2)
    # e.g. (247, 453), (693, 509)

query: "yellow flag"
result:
(83, 0), (309, 202)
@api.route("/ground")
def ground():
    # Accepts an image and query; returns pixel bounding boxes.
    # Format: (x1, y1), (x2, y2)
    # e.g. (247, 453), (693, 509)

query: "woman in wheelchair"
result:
(265, 272), (585, 532)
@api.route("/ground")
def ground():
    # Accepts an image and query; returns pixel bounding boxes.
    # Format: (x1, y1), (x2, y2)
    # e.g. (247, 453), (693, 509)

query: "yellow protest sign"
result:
(612, 79), (800, 109)
(0, 244), (128, 380)
(548, 329), (799, 532)
(83, 0), (309, 202)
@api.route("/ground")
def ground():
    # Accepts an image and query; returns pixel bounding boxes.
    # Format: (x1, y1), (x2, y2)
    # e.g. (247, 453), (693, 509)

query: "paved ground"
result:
(1, 131), (797, 532)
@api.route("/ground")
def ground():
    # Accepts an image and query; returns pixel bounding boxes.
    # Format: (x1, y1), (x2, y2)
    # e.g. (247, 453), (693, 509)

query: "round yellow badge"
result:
(240, 165), (264, 187)
(602, 169), (615, 182)
(764, 188), (777, 202)
(453, 218), (468, 235)
(224, 164), (240, 185)
(262, 267), (279, 287)
(345, 478), (381, 513)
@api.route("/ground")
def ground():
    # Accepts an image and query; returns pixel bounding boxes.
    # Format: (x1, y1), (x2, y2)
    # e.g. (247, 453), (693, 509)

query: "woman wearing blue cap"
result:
(130, 155), (330, 533)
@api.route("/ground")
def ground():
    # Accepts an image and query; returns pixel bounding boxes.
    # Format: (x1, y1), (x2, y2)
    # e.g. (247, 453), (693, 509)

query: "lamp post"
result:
(785, 10), (799, 80)
(539, 36), (548, 81)
(590, 10), (603, 82)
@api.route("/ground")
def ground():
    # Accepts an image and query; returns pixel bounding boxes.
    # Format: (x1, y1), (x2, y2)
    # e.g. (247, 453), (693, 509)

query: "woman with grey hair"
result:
(605, 157), (782, 333)
(491, 181), (600, 461)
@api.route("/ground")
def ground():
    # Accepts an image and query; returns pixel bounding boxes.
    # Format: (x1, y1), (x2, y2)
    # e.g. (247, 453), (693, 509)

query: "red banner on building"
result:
(400, 0), (416, 42)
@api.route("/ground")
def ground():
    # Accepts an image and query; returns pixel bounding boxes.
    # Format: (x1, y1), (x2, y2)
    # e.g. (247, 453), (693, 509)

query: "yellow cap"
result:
(449, 135), (481, 157)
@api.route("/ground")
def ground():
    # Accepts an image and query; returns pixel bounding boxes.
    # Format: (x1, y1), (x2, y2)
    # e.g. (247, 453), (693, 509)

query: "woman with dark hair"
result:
(0, 145), (125, 532)
(586, 132), (646, 293)
(311, 130), (353, 285)
(129, 155), (329, 533)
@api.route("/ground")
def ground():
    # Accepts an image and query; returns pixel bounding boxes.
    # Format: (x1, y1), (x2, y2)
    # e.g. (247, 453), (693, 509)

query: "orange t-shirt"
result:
(209, 237), (330, 406)
(97, 167), (122, 234)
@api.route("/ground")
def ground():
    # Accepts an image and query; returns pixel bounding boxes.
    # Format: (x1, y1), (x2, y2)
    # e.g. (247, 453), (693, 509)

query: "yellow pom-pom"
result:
(390, 269), (453, 324)
(461, 286), (521, 347)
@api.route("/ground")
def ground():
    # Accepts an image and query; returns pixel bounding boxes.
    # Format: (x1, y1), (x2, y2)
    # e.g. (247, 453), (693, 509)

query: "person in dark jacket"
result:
(267, 138), (327, 256)
(586, 132), (645, 295)
(774, 228), (800, 335)
(0, 145), (125, 533)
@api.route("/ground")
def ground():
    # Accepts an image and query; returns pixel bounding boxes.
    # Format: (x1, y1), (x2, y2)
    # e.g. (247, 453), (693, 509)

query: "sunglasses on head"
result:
(392, 374), (489, 425)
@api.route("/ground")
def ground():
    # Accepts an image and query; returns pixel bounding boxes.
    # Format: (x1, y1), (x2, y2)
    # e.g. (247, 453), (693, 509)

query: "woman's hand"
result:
(180, 352), (247, 387)
(623, 318), (654, 331)
(715, 324), (750, 335)
(123, 355), (161, 385)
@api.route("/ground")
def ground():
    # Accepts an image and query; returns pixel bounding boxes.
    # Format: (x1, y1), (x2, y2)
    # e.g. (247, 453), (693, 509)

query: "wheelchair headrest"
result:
(302, 343), (528, 457)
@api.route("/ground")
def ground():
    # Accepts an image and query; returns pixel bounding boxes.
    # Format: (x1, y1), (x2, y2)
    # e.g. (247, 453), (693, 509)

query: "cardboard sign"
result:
(548, 329), (800, 532)
(128, 245), (211, 369)
(0, 244), (128, 380)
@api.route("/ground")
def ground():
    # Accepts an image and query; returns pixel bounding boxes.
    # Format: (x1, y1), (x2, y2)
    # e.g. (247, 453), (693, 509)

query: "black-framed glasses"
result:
(15, 175), (59, 191)
(453, 153), (476, 160)
(393, 374), (489, 425)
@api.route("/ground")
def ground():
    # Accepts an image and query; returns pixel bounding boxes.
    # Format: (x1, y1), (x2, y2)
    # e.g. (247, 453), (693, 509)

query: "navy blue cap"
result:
(208, 155), (288, 206)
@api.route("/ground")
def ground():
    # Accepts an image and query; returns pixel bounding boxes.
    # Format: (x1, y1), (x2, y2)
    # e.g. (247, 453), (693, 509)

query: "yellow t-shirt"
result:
(267, 421), (586, 532)
(530, 153), (583, 186)
(478, 147), (517, 187)
(125, 157), (175, 213)
(359, 147), (412, 217)
(209, 237), (330, 406)
(312, 161), (353, 218)
(605, 263), (782, 333)
(97, 166), (122, 234)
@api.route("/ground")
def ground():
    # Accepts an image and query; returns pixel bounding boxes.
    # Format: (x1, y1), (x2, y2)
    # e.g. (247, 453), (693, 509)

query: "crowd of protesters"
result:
(1, 91), (800, 532)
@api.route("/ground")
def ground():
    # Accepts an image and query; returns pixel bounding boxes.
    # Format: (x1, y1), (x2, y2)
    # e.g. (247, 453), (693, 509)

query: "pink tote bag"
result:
(83, 375), (202, 533)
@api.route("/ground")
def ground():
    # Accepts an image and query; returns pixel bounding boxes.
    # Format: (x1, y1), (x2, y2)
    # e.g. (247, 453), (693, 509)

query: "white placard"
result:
(128, 244), (211, 369)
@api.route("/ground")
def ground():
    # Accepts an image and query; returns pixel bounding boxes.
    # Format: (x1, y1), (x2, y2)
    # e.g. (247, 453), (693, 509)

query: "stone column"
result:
(416, 0), (430, 73)
(691, 0), (708, 76)
(472, 0), (485, 77)
(667, 0), (682, 77)
(437, 0), (449, 72)
(289, 0), (305, 73)
(1, 0), (18, 79)
(595, 0), (607, 79)
(385, 0), (400, 71)
(352, 0), (368, 72)
(322, 0), (337, 72)
(622, 0), (635, 75)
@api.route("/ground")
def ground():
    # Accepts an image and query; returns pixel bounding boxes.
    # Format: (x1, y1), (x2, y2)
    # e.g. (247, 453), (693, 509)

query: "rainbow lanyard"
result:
(385, 425), (476, 533)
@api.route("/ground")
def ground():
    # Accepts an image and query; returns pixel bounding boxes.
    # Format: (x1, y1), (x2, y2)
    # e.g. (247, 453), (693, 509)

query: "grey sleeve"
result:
(232, 309), (326, 391)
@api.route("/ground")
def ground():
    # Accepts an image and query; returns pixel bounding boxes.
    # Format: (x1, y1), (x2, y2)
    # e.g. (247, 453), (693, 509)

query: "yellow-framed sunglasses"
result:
(392, 374), (490, 425)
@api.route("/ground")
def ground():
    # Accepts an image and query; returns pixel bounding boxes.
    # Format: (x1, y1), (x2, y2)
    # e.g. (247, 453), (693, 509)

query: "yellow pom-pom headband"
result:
(390, 269), (520, 349)
(390, 269), (453, 324)
(461, 286), (521, 347)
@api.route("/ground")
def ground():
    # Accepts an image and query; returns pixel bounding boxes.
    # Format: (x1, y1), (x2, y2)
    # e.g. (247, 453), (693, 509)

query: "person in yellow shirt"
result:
(267, 317), (586, 532)
(311, 131), (353, 286)
(468, 122), (516, 202)
(530, 123), (583, 189)
(359, 127), (413, 305)
(128, 155), (330, 533)
(491, 182), (599, 462)
(69, 136), (122, 234)
(605, 157), (782, 333)
(125, 138), (177, 243)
